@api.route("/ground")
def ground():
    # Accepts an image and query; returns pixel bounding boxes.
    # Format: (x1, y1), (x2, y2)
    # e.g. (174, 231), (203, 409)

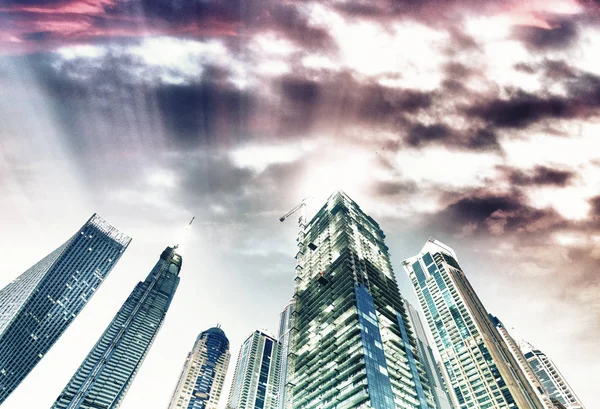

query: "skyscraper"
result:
(490, 316), (554, 409)
(167, 326), (231, 409)
(227, 329), (281, 409)
(51, 245), (182, 409)
(277, 299), (295, 409)
(520, 342), (586, 409)
(0, 214), (131, 404)
(288, 191), (436, 409)
(404, 298), (454, 409)
(402, 238), (544, 409)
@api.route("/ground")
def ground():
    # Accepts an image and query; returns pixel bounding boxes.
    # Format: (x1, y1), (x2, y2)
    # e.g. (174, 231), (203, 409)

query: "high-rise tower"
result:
(288, 191), (436, 409)
(403, 298), (454, 409)
(490, 316), (555, 409)
(276, 299), (295, 409)
(0, 214), (131, 404)
(167, 326), (230, 409)
(51, 246), (182, 409)
(520, 342), (585, 409)
(402, 238), (544, 409)
(227, 329), (281, 409)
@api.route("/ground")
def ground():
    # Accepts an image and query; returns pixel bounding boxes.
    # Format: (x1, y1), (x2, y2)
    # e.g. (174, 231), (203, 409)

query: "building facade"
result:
(402, 239), (544, 409)
(490, 316), (554, 409)
(404, 298), (454, 409)
(288, 191), (436, 409)
(277, 299), (295, 409)
(227, 330), (281, 409)
(167, 326), (231, 409)
(0, 214), (131, 404)
(51, 246), (182, 409)
(520, 342), (585, 409)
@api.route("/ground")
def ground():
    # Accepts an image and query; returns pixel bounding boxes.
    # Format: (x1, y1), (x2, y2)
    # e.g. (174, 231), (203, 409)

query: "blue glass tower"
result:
(404, 298), (454, 409)
(51, 245), (182, 409)
(288, 192), (435, 409)
(168, 326), (231, 409)
(0, 214), (131, 404)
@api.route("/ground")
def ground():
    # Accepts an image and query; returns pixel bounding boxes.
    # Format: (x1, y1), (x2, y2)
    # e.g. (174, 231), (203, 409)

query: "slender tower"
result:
(226, 330), (281, 409)
(0, 214), (131, 404)
(167, 326), (230, 409)
(520, 342), (586, 409)
(490, 316), (555, 409)
(402, 238), (545, 409)
(276, 299), (295, 409)
(51, 245), (182, 409)
(403, 298), (454, 409)
(288, 191), (436, 409)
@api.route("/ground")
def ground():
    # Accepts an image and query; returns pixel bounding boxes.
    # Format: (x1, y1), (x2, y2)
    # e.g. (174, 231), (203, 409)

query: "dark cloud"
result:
(404, 123), (500, 151)
(505, 166), (575, 187)
(590, 195), (600, 217)
(444, 62), (473, 78)
(369, 180), (417, 196)
(2, 0), (69, 4)
(105, 1), (334, 50)
(576, 0), (600, 8)
(20, 31), (54, 41)
(467, 92), (571, 128)
(432, 192), (566, 236)
(155, 83), (253, 146)
(281, 77), (320, 106)
(543, 60), (577, 79)
(515, 18), (579, 50)
(514, 62), (536, 74)
(466, 128), (500, 151)
(406, 123), (453, 147)
(357, 85), (433, 125)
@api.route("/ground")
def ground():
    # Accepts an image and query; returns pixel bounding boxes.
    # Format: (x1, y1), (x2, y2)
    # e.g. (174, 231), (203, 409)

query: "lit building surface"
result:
(51, 246), (182, 409)
(490, 316), (555, 409)
(277, 299), (295, 409)
(227, 329), (281, 409)
(0, 214), (131, 404)
(288, 191), (435, 409)
(402, 238), (544, 409)
(404, 298), (454, 409)
(520, 342), (585, 409)
(167, 326), (230, 409)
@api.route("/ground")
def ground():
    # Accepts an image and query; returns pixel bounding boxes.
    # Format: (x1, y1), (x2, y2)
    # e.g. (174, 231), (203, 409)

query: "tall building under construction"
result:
(286, 191), (436, 409)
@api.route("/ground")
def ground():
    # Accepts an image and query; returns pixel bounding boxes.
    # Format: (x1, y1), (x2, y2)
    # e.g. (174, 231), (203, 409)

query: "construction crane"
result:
(279, 197), (310, 223)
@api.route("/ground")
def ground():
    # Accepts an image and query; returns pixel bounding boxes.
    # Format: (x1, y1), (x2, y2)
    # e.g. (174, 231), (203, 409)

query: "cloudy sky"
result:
(0, 0), (599, 408)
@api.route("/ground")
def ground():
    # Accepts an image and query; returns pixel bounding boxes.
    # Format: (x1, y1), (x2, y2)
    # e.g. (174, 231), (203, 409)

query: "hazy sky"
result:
(0, 0), (599, 408)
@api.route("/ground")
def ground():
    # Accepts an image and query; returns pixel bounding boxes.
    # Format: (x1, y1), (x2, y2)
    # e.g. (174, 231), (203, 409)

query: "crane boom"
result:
(279, 201), (306, 222)
(279, 197), (310, 222)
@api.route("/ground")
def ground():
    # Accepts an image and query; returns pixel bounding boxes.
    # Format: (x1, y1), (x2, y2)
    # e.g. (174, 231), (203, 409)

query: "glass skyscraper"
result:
(167, 326), (231, 409)
(0, 214), (131, 404)
(288, 191), (436, 409)
(51, 245), (182, 409)
(520, 342), (585, 409)
(277, 299), (295, 409)
(404, 298), (454, 409)
(403, 238), (544, 409)
(227, 329), (281, 409)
